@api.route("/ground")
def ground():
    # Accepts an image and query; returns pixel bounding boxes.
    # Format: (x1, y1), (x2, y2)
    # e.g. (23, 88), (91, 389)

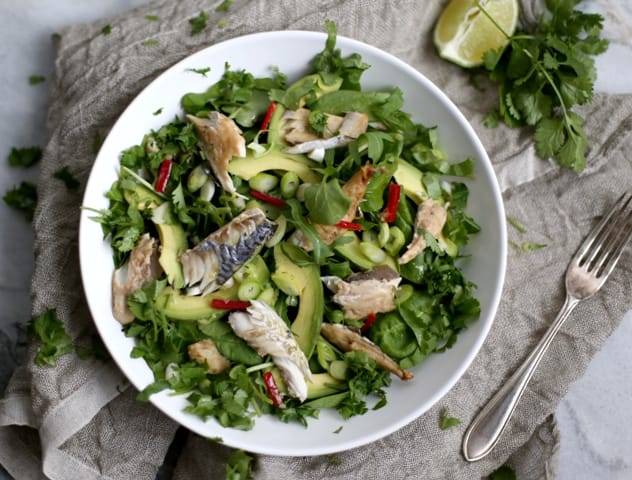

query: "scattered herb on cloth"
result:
(3, 181), (37, 220)
(7, 146), (42, 167)
(28, 309), (74, 367)
(53, 165), (80, 191)
(28, 75), (46, 85)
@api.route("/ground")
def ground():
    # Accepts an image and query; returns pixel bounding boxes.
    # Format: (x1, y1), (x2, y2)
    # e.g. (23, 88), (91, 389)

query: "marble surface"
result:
(0, 1), (631, 479)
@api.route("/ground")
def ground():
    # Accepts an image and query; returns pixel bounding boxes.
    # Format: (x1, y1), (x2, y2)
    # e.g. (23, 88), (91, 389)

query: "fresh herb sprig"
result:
(480, 0), (609, 172)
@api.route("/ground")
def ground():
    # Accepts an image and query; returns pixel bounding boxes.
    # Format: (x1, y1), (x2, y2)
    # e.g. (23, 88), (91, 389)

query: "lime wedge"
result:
(434, 0), (519, 68)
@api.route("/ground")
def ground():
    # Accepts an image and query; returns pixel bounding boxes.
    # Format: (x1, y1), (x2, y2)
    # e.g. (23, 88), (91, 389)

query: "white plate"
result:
(79, 30), (506, 456)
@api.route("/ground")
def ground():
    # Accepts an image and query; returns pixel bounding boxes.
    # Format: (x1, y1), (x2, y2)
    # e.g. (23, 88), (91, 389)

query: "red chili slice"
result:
(262, 371), (284, 408)
(381, 182), (401, 223)
(361, 312), (377, 333)
(335, 220), (363, 231)
(210, 299), (251, 310)
(155, 158), (173, 193)
(250, 189), (286, 207)
(260, 102), (277, 132)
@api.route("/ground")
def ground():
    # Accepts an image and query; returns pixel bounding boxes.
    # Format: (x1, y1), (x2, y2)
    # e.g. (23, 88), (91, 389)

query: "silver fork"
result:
(462, 192), (632, 462)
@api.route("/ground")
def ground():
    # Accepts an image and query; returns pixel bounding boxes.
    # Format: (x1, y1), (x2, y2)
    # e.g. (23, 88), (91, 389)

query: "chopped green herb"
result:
(489, 464), (516, 480)
(28, 75), (46, 85)
(3, 181), (37, 220)
(482, 110), (500, 128)
(333, 425), (343, 434)
(152, 107), (164, 116)
(217, 18), (228, 29)
(28, 309), (74, 367)
(187, 67), (212, 77)
(145, 14), (160, 21)
(101, 24), (112, 35)
(142, 39), (160, 46)
(189, 11), (209, 35)
(509, 240), (547, 253)
(206, 436), (224, 443)
(215, 0), (233, 12)
(507, 216), (527, 234)
(477, 0), (609, 172)
(53, 166), (80, 192)
(439, 410), (461, 430)
(225, 449), (253, 480)
(7, 146), (42, 167)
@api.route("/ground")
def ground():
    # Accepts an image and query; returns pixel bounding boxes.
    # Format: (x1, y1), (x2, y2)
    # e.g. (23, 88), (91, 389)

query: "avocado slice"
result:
(271, 243), (323, 358)
(393, 159), (427, 204)
(228, 151), (321, 184)
(123, 182), (163, 211)
(157, 284), (239, 321)
(270, 369), (345, 400)
(334, 232), (398, 271)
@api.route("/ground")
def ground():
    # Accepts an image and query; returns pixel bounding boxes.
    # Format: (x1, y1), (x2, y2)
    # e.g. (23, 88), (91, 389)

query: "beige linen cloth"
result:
(1, 1), (631, 479)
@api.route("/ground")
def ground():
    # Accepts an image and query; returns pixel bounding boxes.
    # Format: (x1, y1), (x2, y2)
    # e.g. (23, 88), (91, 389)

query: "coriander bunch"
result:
(481, 0), (609, 172)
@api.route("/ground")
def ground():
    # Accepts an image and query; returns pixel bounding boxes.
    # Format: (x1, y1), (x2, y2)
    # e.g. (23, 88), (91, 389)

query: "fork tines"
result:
(578, 192), (632, 278)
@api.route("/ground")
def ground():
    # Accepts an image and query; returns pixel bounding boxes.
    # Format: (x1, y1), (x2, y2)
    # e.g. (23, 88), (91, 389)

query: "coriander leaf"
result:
(53, 166), (80, 192)
(3, 181), (37, 220)
(226, 449), (254, 480)
(482, 111), (499, 128)
(215, 0), (233, 12)
(28, 309), (74, 367)
(189, 11), (209, 35)
(303, 179), (351, 225)
(8, 146), (42, 167)
(509, 240), (547, 253)
(439, 410), (461, 430)
(152, 107), (164, 115)
(506, 216), (527, 233)
(102, 25), (112, 35)
(28, 75), (46, 85)
(534, 117), (566, 159)
(187, 67), (211, 77)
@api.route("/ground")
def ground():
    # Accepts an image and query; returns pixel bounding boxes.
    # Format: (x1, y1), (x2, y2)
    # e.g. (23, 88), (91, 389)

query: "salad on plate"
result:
(90, 21), (481, 431)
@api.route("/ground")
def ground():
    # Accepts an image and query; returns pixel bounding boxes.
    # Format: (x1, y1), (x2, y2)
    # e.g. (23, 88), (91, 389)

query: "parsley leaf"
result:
(3, 181), (37, 220)
(7, 146), (42, 167)
(28, 75), (46, 85)
(215, 0), (233, 12)
(152, 107), (164, 115)
(53, 166), (80, 191)
(101, 24), (112, 35)
(189, 11), (209, 35)
(28, 309), (74, 367)
(482, 110), (500, 128)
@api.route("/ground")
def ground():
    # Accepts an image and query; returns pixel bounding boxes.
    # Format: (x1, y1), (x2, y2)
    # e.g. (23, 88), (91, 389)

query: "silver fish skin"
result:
(228, 300), (312, 402)
(180, 207), (276, 295)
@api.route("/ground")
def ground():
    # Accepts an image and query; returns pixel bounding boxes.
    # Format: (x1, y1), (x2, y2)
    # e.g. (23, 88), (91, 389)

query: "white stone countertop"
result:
(0, 1), (631, 479)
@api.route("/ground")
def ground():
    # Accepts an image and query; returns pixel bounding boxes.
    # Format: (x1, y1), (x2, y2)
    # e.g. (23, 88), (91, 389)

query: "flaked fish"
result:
(399, 198), (448, 264)
(321, 323), (413, 381)
(187, 111), (246, 195)
(228, 300), (312, 402)
(180, 207), (276, 295)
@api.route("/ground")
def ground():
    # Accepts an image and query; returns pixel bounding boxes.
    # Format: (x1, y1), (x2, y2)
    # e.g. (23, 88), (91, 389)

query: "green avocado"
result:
(157, 284), (239, 321)
(393, 159), (427, 204)
(271, 243), (323, 358)
(334, 232), (398, 271)
(269, 369), (345, 400)
(123, 181), (163, 211)
(155, 223), (187, 289)
(228, 151), (321, 184)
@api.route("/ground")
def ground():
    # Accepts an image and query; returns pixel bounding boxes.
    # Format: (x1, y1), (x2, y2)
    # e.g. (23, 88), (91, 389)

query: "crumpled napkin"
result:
(1, 0), (631, 479)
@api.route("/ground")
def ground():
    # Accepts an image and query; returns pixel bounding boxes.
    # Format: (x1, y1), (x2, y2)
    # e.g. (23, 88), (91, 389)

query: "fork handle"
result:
(462, 294), (580, 462)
